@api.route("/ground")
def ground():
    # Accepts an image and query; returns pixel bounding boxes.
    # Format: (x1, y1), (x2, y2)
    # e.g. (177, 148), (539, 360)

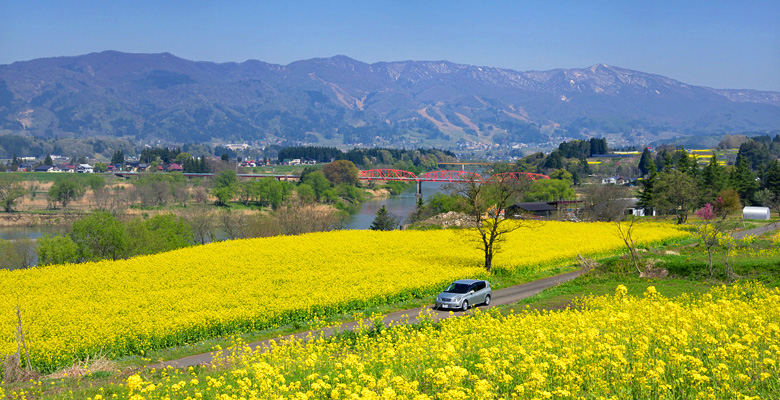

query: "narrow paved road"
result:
(732, 221), (780, 239)
(153, 269), (583, 369)
(148, 221), (780, 370)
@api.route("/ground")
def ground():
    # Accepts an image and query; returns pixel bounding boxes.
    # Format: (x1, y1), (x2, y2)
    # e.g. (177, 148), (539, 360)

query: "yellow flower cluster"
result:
(0, 222), (686, 372)
(20, 283), (778, 400)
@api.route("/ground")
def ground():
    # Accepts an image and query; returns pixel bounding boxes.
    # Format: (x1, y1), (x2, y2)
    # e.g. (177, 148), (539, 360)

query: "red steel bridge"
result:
(358, 169), (549, 195)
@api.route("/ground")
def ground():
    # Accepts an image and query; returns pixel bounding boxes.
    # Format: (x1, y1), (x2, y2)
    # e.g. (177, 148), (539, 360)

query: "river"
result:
(0, 225), (61, 241)
(343, 182), (446, 229)
(0, 182), (447, 270)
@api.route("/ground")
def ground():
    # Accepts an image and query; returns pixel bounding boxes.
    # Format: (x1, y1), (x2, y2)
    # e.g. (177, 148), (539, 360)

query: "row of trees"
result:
(1, 158), (368, 216)
(1, 202), (348, 269)
(208, 160), (362, 209)
(0, 212), (194, 269)
(277, 146), (456, 172)
(638, 142), (780, 223)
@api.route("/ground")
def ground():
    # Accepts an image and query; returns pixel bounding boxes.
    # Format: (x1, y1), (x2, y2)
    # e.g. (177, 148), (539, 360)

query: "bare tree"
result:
(184, 206), (216, 244)
(218, 209), (250, 240)
(450, 172), (533, 272)
(581, 185), (633, 222)
(4, 305), (36, 382)
(135, 180), (171, 207)
(275, 204), (346, 235)
(245, 213), (282, 238)
(91, 185), (111, 210)
(192, 186), (209, 204)
(0, 238), (36, 270)
(109, 185), (132, 213)
(615, 217), (642, 275)
(171, 181), (190, 205)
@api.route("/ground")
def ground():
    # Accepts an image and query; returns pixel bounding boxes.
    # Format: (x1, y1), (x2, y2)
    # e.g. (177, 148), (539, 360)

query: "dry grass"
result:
(45, 354), (116, 379)
(2, 350), (40, 383)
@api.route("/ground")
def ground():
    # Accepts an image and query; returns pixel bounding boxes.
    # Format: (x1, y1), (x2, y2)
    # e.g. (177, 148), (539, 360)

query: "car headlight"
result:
(453, 296), (462, 301)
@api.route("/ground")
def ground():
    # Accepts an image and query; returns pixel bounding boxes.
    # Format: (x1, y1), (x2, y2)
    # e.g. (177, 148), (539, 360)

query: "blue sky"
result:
(2, 0), (779, 91)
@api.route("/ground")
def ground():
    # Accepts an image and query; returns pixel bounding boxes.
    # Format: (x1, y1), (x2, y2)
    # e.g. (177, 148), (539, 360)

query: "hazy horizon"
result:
(2, 1), (778, 91)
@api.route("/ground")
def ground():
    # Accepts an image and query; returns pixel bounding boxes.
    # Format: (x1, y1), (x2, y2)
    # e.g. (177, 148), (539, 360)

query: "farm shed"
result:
(743, 206), (770, 220)
(507, 202), (557, 218)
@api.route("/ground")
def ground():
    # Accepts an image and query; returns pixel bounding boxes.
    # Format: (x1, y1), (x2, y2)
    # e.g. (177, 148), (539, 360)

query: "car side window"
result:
(476, 282), (485, 291)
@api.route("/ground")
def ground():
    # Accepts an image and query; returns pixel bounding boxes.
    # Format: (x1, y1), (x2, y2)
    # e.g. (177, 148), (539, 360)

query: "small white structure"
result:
(601, 176), (628, 185)
(76, 164), (94, 173)
(743, 206), (770, 220)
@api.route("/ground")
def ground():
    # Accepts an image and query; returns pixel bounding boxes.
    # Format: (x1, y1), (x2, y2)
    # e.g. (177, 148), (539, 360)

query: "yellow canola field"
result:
(0, 222), (686, 372)
(35, 283), (779, 400)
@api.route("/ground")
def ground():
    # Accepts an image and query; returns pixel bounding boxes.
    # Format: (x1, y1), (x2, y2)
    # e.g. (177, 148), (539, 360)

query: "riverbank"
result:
(0, 212), (85, 227)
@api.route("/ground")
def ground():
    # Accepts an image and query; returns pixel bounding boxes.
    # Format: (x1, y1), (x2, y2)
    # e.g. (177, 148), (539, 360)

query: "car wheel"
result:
(484, 294), (491, 306)
(461, 300), (469, 312)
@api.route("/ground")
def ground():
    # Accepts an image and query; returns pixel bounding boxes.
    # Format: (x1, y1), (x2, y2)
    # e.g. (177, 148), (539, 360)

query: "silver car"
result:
(434, 279), (492, 311)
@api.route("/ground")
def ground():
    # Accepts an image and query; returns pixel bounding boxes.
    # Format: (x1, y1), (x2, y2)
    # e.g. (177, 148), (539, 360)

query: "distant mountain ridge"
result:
(1, 51), (778, 148)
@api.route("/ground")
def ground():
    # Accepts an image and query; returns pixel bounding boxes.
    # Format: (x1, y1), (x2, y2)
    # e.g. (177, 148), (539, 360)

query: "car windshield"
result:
(444, 283), (471, 294)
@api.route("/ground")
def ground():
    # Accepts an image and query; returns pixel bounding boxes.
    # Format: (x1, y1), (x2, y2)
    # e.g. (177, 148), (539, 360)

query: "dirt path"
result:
(153, 270), (583, 369)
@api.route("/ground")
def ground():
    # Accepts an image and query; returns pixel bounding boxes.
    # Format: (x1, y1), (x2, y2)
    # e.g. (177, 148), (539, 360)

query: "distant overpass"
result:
(112, 168), (548, 196)
(358, 169), (549, 195)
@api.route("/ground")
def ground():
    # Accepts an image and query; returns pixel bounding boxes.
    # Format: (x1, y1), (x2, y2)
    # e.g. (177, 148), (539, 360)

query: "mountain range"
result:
(1, 51), (779, 149)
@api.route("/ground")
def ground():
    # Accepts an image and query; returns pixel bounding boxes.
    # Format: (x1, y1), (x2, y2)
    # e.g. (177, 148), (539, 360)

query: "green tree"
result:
(212, 170), (238, 206)
(257, 179), (291, 209)
(754, 189), (776, 207)
(737, 140), (770, 170)
(296, 183), (316, 204)
(714, 188), (742, 219)
(302, 171), (331, 200)
(93, 162), (107, 173)
(541, 150), (563, 170)
(322, 160), (359, 186)
(36, 235), (79, 266)
(237, 180), (260, 206)
(637, 162), (657, 212)
(729, 155), (759, 204)
(762, 159), (780, 197)
(548, 169), (573, 181)
(637, 148), (653, 176)
(0, 175), (26, 212)
(43, 153), (53, 165)
(523, 179), (575, 202)
(648, 169), (699, 224)
(125, 214), (194, 256)
(48, 175), (86, 209)
(369, 205), (400, 231)
(410, 192), (468, 222)
(110, 150), (125, 166)
(700, 155), (727, 204)
(675, 150), (691, 172)
(86, 175), (105, 191)
(174, 152), (192, 165)
(71, 211), (127, 261)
